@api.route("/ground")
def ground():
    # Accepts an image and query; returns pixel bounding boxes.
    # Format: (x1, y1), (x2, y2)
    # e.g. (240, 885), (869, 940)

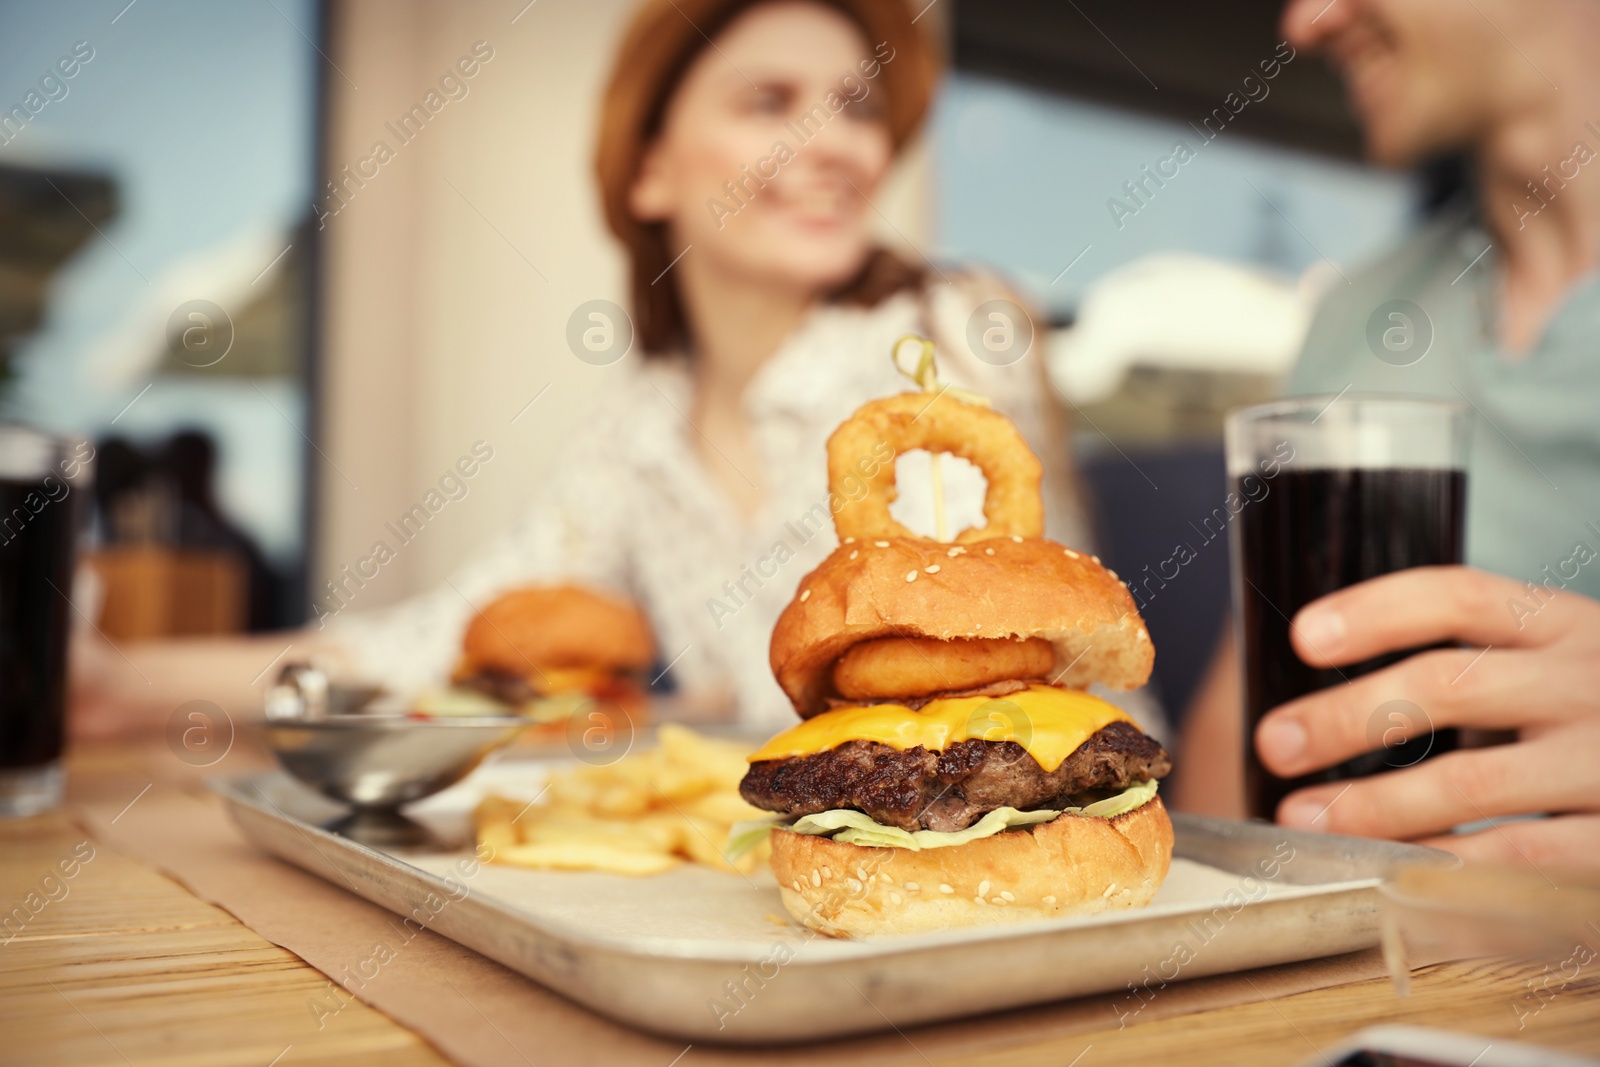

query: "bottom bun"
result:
(768, 797), (1173, 938)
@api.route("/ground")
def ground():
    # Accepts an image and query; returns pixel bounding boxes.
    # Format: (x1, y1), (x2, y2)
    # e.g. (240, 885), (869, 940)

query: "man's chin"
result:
(1354, 95), (1472, 170)
(1360, 121), (1439, 170)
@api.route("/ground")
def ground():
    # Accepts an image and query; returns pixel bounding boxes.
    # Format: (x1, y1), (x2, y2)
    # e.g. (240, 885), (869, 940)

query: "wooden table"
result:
(5, 742), (1599, 1067)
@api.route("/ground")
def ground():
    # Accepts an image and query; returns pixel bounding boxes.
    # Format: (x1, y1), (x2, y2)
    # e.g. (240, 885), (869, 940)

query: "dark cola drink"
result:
(1225, 399), (1468, 822)
(0, 428), (90, 816)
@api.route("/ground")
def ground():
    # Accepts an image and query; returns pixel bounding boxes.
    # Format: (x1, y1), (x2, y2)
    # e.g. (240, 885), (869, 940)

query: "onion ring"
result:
(832, 636), (1056, 700)
(828, 393), (1043, 544)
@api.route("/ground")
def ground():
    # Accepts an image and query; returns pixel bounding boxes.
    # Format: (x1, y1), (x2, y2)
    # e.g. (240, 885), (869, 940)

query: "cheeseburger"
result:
(736, 389), (1173, 938)
(448, 584), (654, 727)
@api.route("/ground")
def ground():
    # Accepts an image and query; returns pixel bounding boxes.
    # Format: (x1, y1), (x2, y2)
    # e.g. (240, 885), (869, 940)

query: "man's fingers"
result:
(1256, 646), (1552, 777)
(1288, 566), (1563, 668)
(1275, 741), (1599, 841)
(1418, 814), (1600, 878)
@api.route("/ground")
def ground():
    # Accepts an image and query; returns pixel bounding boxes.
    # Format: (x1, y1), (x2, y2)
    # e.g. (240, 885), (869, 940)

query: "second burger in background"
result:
(425, 584), (655, 731)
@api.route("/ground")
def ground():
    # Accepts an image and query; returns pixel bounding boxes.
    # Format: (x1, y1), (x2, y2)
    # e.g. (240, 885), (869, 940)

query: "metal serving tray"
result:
(214, 765), (1455, 1044)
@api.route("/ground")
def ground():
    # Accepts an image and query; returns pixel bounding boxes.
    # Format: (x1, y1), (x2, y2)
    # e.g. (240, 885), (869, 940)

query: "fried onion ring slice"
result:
(832, 635), (1056, 701)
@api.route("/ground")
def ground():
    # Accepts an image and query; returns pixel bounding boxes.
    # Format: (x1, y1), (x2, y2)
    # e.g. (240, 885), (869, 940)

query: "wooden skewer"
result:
(892, 335), (955, 542)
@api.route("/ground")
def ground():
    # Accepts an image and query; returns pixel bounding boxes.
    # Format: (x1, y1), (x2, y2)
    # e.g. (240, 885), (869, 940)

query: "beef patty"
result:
(457, 668), (635, 706)
(457, 668), (541, 706)
(739, 722), (1171, 833)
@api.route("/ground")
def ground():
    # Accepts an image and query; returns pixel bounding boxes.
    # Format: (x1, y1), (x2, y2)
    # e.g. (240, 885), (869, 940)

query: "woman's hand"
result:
(1255, 565), (1600, 873)
(68, 627), (157, 742)
(69, 628), (339, 742)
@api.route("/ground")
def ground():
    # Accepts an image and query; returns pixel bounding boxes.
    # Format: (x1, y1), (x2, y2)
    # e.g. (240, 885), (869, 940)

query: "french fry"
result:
(649, 763), (718, 803)
(473, 795), (524, 853)
(479, 726), (767, 877)
(591, 781), (652, 818)
(659, 724), (750, 788)
(683, 790), (767, 824)
(679, 814), (741, 872)
(734, 837), (772, 875)
(545, 774), (603, 811)
(633, 811), (688, 853)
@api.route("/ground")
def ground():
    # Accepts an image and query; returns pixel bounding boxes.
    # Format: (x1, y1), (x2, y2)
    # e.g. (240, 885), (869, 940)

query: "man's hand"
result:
(1255, 565), (1600, 873)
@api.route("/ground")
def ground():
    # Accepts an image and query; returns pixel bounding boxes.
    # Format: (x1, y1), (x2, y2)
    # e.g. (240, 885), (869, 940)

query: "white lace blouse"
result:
(330, 280), (1148, 734)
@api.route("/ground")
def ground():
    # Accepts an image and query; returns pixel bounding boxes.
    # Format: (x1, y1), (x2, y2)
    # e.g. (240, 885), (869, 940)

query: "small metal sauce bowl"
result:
(264, 714), (525, 848)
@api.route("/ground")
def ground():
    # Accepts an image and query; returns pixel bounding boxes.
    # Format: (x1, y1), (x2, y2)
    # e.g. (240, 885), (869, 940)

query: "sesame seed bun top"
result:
(770, 535), (1154, 719)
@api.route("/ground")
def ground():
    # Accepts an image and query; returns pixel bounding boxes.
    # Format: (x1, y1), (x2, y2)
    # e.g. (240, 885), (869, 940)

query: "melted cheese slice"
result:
(534, 666), (612, 695)
(747, 685), (1132, 772)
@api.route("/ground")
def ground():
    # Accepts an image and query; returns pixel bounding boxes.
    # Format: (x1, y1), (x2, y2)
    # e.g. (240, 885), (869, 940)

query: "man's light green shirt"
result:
(1287, 205), (1600, 605)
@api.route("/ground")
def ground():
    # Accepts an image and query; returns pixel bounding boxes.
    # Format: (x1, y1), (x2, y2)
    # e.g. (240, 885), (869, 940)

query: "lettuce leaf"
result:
(725, 779), (1159, 856)
(1071, 777), (1160, 818)
(815, 806), (1063, 850)
(522, 691), (589, 724)
(726, 816), (784, 861)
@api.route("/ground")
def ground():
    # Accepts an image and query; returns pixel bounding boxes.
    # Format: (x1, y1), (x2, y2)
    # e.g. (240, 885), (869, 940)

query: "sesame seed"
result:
(846, 878), (862, 892)
(792, 879), (802, 892)
(1064, 548), (1080, 559)
(844, 537), (855, 543)
(978, 880), (991, 896)
(1091, 554), (1101, 564)
(1107, 569), (1119, 581)
(812, 871), (822, 887)
(849, 550), (858, 560)
(939, 883), (954, 894)
(905, 570), (917, 582)
(1102, 884), (1116, 898)
(799, 589), (811, 602)
(1000, 891), (1015, 901)
(822, 866), (832, 879)
(1011, 535), (1023, 543)
(878, 872), (892, 884)
(975, 896), (988, 906)
(856, 866), (868, 881)
(1043, 895), (1057, 905)
(875, 540), (889, 548)
(890, 892), (903, 905)
(992, 897), (1006, 905)
(948, 546), (965, 557)
(985, 547), (995, 556)
(1138, 630), (1150, 641)
(905, 882), (920, 892)
(925, 564), (940, 574)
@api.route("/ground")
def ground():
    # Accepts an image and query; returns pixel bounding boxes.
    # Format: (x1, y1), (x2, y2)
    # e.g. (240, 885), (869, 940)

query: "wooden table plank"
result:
(2, 807), (450, 1067)
(2, 819), (225, 944)
(948, 959), (1600, 1066)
